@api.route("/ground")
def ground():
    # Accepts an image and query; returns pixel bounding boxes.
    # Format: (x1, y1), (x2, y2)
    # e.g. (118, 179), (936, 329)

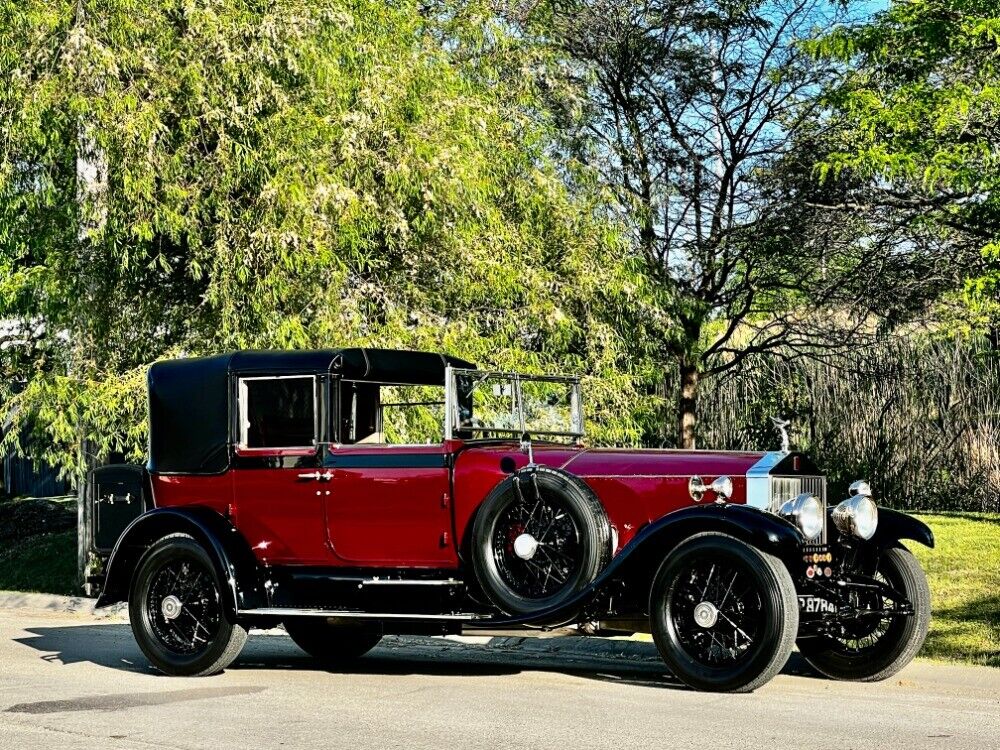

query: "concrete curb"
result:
(0, 590), (128, 621)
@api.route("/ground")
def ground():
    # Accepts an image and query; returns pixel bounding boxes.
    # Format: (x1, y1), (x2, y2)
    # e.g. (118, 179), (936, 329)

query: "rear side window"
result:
(238, 376), (317, 450)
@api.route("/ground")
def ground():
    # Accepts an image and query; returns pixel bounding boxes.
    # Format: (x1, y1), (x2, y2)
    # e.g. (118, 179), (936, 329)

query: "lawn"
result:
(912, 513), (1000, 668)
(0, 501), (997, 667)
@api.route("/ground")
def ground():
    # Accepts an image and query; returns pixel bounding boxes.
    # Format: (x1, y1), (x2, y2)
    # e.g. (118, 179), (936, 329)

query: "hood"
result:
(560, 447), (767, 478)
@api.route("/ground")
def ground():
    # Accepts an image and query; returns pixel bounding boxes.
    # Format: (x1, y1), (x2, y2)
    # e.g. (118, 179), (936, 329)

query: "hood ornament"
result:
(770, 417), (791, 454)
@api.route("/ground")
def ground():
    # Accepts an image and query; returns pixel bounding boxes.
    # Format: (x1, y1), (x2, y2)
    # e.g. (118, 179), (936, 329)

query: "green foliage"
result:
(807, 0), (1000, 331)
(0, 0), (657, 477)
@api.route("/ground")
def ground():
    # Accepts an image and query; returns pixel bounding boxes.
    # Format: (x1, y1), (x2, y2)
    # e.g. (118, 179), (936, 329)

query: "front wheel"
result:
(649, 533), (799, 693)
(797, 546), (930, 682)
(129, 534), (247, 676)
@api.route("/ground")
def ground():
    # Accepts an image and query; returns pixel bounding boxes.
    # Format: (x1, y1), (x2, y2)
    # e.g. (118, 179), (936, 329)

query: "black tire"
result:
(129, 534), (247, 676)
(797, 546), (930, 682)
(283, 618), (382, 667)
(649, 533), (798, 693)
(471, 466), (611, 616)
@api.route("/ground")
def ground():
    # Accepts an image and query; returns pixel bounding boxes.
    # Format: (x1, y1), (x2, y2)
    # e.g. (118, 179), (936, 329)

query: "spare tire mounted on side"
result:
(471, 466), (612, 616)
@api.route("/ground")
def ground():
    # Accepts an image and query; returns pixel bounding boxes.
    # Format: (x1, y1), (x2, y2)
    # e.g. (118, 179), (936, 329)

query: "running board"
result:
(241, 608), (485, 621)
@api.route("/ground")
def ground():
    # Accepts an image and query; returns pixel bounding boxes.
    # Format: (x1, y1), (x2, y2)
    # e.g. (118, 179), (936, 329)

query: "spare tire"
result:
(471, 466), (612, 616)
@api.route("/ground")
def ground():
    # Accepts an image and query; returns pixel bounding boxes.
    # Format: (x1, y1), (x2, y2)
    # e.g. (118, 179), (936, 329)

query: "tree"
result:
(511, 0), (967, 447)
(0, 0), (654, 477)
(806, 0), (999, 343)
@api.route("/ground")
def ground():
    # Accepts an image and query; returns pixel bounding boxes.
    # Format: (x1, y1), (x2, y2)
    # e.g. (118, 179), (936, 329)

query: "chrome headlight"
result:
(832, 495), (878, 540)
(849, 479), (872, 497)
(780, 493), (824, 541)
(710, 475), (733, 499)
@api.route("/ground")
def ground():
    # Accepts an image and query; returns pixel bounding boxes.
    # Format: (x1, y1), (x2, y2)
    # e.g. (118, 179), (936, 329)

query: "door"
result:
(323, 379), (458, 567)
(323, 444), (457, 567)
(231, 374), (333, 565)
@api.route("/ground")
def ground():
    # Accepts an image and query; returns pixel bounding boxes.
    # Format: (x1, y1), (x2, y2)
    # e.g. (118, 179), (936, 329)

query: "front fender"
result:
(602, 502), (805, 582)
(871, 507), (935, 549)
(95, 506), (266, 619)
(474, 502), (804, 629)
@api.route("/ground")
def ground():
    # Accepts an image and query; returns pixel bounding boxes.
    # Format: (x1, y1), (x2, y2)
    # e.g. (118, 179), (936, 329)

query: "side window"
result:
(337, 382), (445, 445)
(238, 376), (317, 450)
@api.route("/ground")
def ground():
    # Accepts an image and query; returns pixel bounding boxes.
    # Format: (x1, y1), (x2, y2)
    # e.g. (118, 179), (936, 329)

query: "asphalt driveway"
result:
(0, 595), (997, 749)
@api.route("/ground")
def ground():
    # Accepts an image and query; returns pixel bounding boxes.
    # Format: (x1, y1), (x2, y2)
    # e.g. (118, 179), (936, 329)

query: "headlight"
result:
(849, 479), (872, 497)
(832, 495), (878, 540)
(710, 475), (733, 498)
(780, 493), (824, 541)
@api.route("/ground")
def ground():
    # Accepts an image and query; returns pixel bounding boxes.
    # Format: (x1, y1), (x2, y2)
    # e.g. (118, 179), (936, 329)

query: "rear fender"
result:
(95, 506), (266, 619)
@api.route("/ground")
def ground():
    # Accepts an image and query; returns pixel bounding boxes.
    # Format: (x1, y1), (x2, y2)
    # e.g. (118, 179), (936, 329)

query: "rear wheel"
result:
(129, 534), (247, 676)
(283, 618), (382, 667)
(797, 546), (930, 681)
(649, 533), (798, 693)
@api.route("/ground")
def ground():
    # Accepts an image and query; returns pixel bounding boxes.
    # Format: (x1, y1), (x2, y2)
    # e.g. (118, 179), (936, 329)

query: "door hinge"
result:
(440, 531), (449, 547)
(441, 491), (449, 508)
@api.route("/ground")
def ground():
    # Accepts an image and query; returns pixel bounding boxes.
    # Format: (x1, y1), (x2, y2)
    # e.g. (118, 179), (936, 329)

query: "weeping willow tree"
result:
(0, 0), (660, 479)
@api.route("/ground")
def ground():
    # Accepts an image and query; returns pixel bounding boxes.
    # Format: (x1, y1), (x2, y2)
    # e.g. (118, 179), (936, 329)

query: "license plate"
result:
(798, 595), (836, 614)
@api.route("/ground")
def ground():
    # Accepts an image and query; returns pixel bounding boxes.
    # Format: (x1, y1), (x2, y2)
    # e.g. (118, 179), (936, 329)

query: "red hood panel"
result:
(451, 443), (768, 555)
(562, 448), (765, 478)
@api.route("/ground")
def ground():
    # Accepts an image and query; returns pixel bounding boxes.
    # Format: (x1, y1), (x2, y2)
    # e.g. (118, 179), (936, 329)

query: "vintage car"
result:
(87, 348), (933, 692)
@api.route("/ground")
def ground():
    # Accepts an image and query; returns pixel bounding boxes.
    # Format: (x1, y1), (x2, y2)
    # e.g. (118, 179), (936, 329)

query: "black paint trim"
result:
(324, 452), (450, 469)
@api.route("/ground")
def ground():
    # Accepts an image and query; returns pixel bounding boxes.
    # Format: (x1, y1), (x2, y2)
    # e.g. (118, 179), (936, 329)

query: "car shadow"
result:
(13, 624), (821, 690)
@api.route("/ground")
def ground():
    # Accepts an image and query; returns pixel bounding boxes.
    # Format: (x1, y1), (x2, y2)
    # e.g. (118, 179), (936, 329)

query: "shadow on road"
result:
(13, 623), (820, 690)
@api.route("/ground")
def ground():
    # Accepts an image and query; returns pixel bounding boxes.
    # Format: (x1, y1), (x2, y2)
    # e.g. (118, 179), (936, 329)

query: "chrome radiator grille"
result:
(770, 475), (827, 544)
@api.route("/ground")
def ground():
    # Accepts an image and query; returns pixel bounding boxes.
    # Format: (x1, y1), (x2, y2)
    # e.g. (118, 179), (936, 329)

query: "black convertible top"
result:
(147, 349), (475, 474)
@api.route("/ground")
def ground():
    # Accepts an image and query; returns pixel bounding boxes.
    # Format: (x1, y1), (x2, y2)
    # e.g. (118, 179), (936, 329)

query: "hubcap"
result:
(147, 557), (221, 655)
(667, 554), (765, 666)
(693, 601), (719, 628)
(161, 594), (183, 621)
(513, 533), (539, 560)
(492, 480), (583, 600)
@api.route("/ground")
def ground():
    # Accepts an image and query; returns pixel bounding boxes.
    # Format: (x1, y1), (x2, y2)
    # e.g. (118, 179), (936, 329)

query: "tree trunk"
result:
(678, 360), (699, 449)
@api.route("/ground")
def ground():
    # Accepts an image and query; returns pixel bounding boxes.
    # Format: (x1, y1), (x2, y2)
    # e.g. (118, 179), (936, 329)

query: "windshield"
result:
(446, 368), (583, 442)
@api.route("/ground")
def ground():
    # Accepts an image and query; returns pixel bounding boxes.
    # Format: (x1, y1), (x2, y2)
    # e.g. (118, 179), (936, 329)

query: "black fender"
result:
(871, 507), (935, 549)
(95, 506), (266, 619)
(588, 502), (805, 591)
(472, 502), (804, 629)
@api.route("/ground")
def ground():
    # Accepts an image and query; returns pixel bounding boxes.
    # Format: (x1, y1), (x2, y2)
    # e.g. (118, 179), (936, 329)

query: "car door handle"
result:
(297, 471), (333, 481)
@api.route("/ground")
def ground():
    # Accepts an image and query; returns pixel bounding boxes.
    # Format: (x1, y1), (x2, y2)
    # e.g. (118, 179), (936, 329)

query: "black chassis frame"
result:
(95, 493), (934, 636)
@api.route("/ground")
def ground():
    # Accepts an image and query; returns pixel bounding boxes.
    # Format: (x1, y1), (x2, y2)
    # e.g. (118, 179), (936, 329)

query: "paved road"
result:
(0, 599), (997, 750)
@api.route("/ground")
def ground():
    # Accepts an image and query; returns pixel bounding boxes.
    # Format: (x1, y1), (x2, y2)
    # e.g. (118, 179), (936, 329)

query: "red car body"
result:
(86, 348), (934, 691)
(151, 444), (759, 568)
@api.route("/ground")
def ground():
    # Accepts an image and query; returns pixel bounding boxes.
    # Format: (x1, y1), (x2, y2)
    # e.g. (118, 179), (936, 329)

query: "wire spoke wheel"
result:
(650, 533), (798, 693)
(492, 489), (582, 599)
(668, 555), (764, 667)
(797, 546), (930, 682)
(828, 570), (900, 654)
(130, 534), (247, 676)
(472, 467), (611, 616)
(146, 557), (222, 655)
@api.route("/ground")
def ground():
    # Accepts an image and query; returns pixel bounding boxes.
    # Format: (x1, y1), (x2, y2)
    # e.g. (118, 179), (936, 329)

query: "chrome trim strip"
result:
(243, 608), (483, 620)
(745, 451), (785, 510)
(360, 578), (462, 587)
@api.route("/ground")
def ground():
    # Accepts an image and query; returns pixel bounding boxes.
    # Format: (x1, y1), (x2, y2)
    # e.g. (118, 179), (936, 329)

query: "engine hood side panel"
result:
(451, 444), (765, 559)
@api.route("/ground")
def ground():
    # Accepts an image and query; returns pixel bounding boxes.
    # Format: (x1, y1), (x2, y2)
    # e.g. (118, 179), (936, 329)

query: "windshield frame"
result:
(444, 366), (585, 443)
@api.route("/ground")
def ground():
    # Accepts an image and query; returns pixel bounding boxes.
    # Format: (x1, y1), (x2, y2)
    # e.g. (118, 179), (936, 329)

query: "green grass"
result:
(0, 529), (78, 595)
(912, 513), (1000, 668)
